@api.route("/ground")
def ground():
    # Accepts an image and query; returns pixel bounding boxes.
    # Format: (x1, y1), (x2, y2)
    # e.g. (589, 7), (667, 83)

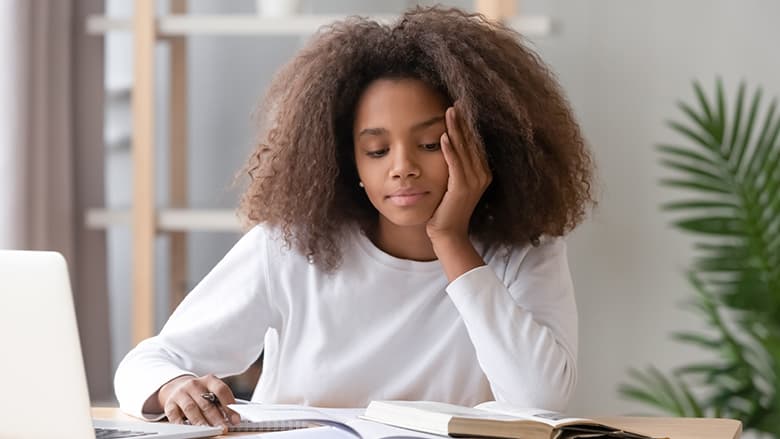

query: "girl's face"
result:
(353, 78), (450, 229)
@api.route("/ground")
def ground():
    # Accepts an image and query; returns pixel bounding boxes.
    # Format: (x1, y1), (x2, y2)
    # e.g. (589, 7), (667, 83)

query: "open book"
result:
(362, 401), (666, 439)
(226, 403), (444, 438)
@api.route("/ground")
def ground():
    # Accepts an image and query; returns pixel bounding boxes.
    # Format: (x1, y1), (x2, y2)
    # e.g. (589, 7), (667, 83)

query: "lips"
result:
(386, 189), (429, 207)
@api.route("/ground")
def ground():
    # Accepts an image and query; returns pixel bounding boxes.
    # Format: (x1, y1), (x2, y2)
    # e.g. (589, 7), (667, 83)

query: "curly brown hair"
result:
(239, 6), (595, 269)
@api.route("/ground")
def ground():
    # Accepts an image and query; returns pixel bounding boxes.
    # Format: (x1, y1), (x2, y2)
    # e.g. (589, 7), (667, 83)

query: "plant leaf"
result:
(715, 78), (727, 143)
(672, 331), (722, 349)
(619, 368), (688, 416)
(661, 200), (740, 211)
(660, 159), (726, 182)
(726, 82), (746, 158)
(660, 178), (731, 194)
(673, 372), (706, 417)
(657, 144), (720, 168)
(733, 88), (762, 175)
(668, 120), (718, 152)
(677, 100), (716, 145)
(674, 217), (743, 235)
(741, 98), (778, 183)
(693, 80), (715, 129)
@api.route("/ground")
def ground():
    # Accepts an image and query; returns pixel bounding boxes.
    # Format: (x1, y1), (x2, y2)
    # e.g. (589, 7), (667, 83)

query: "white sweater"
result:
(114, 225), (578, 419)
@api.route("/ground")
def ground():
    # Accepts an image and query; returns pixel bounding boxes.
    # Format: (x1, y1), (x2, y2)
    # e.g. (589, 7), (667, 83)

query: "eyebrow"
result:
(357, 115), (445, 138)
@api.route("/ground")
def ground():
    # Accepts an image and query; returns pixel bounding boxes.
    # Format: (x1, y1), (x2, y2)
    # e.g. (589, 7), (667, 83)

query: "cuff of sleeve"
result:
(118, 367), (195, 421)
(445, 264), (499, 299)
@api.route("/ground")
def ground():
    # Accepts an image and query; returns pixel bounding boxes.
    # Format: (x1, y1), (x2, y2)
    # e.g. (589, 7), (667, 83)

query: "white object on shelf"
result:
(85, 14), (553, 37)
(87, 16), (132, 33)
(507, 16), (552, 37)
(257, 0), (300, 18)
(85, 208), (241, 232)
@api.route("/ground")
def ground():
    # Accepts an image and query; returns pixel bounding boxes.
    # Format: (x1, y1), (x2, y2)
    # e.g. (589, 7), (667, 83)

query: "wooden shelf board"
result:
(85, 208), (241, 232)
(86, 14), (553, 37)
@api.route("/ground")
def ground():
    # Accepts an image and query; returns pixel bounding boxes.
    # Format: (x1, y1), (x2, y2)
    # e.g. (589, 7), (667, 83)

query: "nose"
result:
(389, 146), (421, 180)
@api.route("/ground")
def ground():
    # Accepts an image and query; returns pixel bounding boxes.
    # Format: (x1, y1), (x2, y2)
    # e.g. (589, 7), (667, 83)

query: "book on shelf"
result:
(361, 400), (666, 439)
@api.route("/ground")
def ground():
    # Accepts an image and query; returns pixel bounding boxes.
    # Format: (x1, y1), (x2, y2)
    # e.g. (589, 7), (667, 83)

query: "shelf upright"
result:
(131, 0), (156, 344)
(168, 0), (189, 314)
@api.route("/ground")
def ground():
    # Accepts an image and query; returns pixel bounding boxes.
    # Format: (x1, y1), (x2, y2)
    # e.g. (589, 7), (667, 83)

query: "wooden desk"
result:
(92, 407), (742, 439)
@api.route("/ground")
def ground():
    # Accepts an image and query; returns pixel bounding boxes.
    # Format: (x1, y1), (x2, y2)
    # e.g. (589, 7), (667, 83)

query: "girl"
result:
(114, 6), (594, 430)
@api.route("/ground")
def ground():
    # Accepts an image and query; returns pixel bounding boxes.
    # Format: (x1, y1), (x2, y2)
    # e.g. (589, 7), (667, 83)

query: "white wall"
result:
(533, 0), (780, 416)
(104, 0), (780, 417)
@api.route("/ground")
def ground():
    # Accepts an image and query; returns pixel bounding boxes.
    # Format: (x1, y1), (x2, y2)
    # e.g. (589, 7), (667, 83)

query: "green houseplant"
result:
(619, 79), (780, 437)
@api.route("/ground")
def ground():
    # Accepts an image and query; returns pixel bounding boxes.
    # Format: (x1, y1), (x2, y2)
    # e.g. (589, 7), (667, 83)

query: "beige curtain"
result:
(0, 0), (75, 257)
(0, 0), (111, 402)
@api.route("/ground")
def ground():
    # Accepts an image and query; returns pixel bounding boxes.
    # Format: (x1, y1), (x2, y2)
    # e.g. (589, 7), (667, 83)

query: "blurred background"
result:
(2, 0), (779, 428)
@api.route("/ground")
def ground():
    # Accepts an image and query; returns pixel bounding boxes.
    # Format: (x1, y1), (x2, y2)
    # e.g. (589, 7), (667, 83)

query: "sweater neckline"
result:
(352, 228), (443, 273)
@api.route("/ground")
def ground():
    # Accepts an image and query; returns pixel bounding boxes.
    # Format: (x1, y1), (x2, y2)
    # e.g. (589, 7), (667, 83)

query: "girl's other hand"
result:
(426, 105), (492, 244)
(156, 374), (241, 429)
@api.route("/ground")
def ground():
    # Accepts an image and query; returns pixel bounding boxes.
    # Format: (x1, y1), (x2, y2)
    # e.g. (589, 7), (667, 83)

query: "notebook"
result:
(0, 250), (223, 439)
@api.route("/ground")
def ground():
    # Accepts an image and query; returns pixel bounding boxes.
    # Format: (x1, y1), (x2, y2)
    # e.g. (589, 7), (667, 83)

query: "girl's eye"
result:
(421, 143), (441, 151)
(366, 148), (388, 158)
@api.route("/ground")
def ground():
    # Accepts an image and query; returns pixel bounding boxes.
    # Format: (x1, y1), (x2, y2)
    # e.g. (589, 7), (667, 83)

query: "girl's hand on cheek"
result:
(426, 106), (492, 246)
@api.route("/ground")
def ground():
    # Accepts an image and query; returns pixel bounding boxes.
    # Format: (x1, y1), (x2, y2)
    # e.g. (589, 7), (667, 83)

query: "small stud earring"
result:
(358, 181), (364, 188)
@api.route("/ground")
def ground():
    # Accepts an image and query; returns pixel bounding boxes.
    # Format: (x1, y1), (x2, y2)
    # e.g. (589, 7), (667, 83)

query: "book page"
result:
(229, 405), (448, 439)
(229, 403), (340, 422)
(347, 418), (450, 439)
(474, 401), (594, 428)
(236, 426), (354, 439)
(374, 400), (520, 420)
(235, 421), (445, 439)
(228, 403), (362, 437)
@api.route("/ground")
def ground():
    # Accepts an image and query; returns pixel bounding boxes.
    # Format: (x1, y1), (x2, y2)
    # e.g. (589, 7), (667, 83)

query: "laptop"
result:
(0, 250), (223, 439)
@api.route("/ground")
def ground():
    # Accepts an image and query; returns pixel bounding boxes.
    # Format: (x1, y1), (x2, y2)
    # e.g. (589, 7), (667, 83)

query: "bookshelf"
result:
(85, 0), (551, 345)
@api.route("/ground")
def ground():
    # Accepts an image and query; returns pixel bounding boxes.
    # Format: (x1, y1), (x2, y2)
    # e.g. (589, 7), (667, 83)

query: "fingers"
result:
(171, 393), (210, 426)
(208, 377), (236, 406)
(195, 389), (230, 427)
(160, 374), (235, 428)
(444, 105), (492, 189)
(440, 131), (463, 187)
(445, 106), (474, 172)
(163, 399), (186, 425)
(453, 105), (490, 176)
(208, 377), (242, 425)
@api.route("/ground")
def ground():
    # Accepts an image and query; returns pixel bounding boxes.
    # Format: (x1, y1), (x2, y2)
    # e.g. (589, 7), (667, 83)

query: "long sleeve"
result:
(114, 226), (278, 419)
(445, 237), (577, 411)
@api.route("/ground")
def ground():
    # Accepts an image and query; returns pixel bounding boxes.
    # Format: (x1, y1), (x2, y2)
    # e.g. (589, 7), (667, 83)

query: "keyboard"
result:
(95, 427), (157, 438)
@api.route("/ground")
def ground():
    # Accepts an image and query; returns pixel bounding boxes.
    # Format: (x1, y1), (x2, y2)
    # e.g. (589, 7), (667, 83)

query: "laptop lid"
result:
(0, 250), (95, 438)
(0, 250), (222, 439)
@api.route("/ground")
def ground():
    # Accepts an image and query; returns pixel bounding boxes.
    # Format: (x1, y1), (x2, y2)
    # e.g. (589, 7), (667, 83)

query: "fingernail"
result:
(231, 414), (241, 424)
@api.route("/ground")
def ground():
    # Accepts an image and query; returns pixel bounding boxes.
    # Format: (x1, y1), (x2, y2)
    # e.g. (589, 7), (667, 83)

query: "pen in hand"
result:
(200, 391), (219, 404)
(200, 392), (240, 426)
